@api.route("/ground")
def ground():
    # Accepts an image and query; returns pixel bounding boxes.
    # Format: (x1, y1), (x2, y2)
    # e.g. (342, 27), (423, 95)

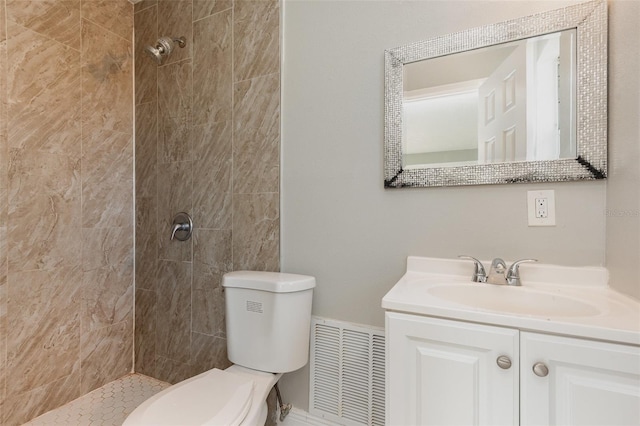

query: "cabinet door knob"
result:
(533, 362), (549, 377)
(496, 355), (512, 370)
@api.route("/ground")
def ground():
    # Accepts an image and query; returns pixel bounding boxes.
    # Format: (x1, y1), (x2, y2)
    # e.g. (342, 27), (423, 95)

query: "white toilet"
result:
(124, 271), (315, 426)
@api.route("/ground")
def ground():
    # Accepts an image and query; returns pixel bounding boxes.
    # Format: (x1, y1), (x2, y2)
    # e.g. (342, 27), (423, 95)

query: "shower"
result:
(144, 36), (186, 64)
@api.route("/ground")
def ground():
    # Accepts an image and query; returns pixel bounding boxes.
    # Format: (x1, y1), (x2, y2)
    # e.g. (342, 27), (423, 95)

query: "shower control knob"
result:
(496, 355), (512, 370)
(533, 362), (549, 377)
(170, 212), (193, 241)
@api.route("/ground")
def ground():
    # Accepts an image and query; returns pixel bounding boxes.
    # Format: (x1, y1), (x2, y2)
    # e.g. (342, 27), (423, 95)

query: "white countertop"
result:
(382, 256), (640, 346)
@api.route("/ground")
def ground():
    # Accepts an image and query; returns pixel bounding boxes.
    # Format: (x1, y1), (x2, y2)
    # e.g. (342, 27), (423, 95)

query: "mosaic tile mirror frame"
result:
(384, 0), (607, 188)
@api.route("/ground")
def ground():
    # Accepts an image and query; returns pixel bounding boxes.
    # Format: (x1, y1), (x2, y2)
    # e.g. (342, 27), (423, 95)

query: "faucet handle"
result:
(506, 259), (538, 286)
(458, 255), (487, 283)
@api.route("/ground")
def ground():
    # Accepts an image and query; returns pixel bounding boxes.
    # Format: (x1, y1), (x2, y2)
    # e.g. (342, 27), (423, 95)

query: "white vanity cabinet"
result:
(520, 332), (640, 426)
(386, 312), (519, 425)
(386, 312), (640, 426)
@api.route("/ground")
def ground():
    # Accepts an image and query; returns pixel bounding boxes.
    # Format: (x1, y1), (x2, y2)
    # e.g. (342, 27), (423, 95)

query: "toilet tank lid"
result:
(223, 271), (316, 293)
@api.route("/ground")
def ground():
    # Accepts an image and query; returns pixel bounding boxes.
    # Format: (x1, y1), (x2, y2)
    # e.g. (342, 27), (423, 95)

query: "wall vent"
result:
(310, 317), (385, 426)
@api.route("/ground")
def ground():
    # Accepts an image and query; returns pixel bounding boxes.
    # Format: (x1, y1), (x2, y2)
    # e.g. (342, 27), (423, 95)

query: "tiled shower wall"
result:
(134, 0), (280, 382)
(0, 1), (134, 424)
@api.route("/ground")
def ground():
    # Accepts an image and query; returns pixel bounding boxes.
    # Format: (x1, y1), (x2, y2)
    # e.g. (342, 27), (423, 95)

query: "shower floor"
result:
(23, 374), (170, 426)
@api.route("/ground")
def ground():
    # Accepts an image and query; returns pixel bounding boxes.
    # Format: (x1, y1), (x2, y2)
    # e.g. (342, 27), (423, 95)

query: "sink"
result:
(382, 257), (640, 345)
(427, 283), (601, 317)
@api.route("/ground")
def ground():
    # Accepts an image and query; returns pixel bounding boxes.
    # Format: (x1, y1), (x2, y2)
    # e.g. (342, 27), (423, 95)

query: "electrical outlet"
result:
(528, 190), (556, 226)
(535, 197), (548, 218)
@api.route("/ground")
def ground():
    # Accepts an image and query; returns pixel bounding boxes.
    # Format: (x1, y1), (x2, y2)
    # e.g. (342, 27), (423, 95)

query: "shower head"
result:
(144, 36), (186, 64)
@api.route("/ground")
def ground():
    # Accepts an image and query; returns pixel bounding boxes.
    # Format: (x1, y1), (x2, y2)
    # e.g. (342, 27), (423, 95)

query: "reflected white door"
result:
(478, 44), (527, 163)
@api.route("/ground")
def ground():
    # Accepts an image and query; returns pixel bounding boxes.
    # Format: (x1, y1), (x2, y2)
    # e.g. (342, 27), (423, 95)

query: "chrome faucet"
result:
(458, 256), (487, 283)
(487, 258), (508, 285)
(459, 256), (537, 286)
(505, 259), (538, 286)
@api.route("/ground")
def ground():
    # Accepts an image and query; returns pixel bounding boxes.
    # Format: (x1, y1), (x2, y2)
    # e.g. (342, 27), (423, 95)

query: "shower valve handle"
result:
(170, 212), (193, 241)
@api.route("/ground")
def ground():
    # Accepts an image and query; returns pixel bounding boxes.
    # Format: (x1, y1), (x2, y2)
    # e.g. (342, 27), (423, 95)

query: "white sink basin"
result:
(427, 283), (601, 317)
(382, 256), (640, 345)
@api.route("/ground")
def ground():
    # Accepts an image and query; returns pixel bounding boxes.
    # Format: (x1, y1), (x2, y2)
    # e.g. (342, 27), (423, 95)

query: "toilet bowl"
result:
(124, 271), (315, 426)
(123, 366), (282, 426)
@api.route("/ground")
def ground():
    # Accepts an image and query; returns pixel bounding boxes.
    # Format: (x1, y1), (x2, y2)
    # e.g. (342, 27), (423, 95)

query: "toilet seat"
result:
(124, 369), (253, 425)
(123, 366), (282, 426)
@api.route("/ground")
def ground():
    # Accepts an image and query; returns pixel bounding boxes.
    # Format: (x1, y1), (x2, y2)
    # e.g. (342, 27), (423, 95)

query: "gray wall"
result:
(280, 0), (637, 412)
(605, 0), (640, 301)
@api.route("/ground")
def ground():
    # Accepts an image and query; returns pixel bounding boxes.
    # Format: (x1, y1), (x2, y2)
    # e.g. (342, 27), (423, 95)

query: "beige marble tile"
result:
(81, 128), (133, 229)
(157, 161), (193, 262)
(6, 0), (81, 50)
(0, 1), (6, 43)
(232, 193), (280, 271)
(82, 263), (133, 332)
(0, 28), (7, 228)
(81, 227), (133, 332)
(0, 227), (6, 411)
(6, 267), (82, 394)
(7, 22), (81, 160)
(8, 150), (81, 272)
(82, 20), (133, 133)
(134, 6), (157, 105)
(190, 332), (230, 376)
(159, 116), (192, 166)
(135, 103), (157, 190)
(80, 318), (133, 394)
(3, 363), (81, 425)
(157, 0), (192, 65)
(233, 73), (280, 194)
(135, 229), (158, 291)
(82, 0), (133, 41)
(135, 0), (157, 14)
(135, 288), (156, 375)
(136, 195), (157, 235)
(156, 260), (191, 363)
(82, 227), (134, 272)
(192, 229), (231, 336)
(193, 121), (232, 230)
(194, 0), (232, 21)
(193, 9), (231, 126)
(154, 356), (192, 385)
(233, 0), (279, 82)
(158, 60), (192, 164)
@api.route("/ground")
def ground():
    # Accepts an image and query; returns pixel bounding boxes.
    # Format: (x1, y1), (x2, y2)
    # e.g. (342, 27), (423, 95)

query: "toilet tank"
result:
(223, 271), (315, 373)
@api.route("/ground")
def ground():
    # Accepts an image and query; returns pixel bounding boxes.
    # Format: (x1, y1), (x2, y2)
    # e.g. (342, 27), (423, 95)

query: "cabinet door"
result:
(521, 332), (640, 426)
(386, 312), (519, 425)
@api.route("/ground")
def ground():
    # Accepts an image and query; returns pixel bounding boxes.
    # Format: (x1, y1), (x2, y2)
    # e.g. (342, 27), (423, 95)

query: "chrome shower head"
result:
(144, 36), (186, 64)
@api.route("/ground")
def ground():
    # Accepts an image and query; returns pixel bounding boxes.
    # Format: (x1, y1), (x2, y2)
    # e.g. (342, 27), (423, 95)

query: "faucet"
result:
(505, 259), (538, 286)
(487, 258), (508, 285)
(458, 256), (487, 283)
(459, 256), (537, 286)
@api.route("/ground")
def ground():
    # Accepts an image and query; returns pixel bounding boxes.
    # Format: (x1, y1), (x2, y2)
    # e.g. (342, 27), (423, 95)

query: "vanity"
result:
(382, 256), (640, 426)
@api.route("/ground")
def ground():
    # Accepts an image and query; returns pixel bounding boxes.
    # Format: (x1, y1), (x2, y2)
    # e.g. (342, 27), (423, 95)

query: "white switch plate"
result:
(527, 190), (556, 226)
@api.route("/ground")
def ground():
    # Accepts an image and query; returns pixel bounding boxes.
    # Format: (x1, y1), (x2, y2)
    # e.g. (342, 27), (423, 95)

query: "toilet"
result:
(123, 271), (315, 426)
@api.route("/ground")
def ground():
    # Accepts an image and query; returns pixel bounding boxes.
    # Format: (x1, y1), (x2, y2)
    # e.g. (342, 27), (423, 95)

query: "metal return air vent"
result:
(310, 317), (385, 426)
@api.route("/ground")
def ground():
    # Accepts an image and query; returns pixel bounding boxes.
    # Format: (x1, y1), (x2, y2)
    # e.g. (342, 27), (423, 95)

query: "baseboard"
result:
(280, 407), (342, 426)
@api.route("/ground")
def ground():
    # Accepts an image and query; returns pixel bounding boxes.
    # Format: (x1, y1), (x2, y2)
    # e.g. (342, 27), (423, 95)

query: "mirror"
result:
(384, 0), (607, 188)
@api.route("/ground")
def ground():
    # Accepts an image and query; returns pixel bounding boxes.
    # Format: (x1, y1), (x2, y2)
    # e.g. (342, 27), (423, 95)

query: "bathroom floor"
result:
(23, 374), (170, 426)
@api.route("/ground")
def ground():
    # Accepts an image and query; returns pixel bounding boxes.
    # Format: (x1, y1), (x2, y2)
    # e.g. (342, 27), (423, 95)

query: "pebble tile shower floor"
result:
(23, 374), (170, 425)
